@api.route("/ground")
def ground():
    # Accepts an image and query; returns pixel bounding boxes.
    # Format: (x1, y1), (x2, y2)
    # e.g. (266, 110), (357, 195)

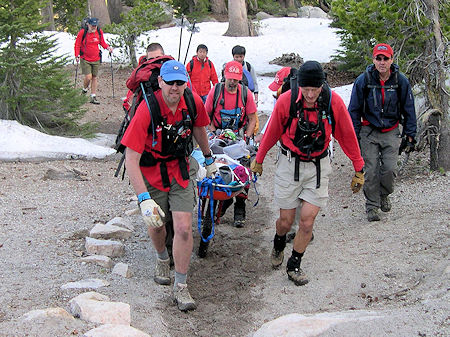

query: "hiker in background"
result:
(186, 44), (219, 103)
(138, 42), (165, 66)
(123, 43), (165, 112)
(74, 17), (113, 105)
(205, 60), (257, 228)
(250, 61), (364, 286)
(348, 43), (417, 222)
(121, 60), (217, 311)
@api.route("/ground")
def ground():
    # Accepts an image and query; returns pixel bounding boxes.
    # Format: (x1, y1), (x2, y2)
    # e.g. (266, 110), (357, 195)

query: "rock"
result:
(43, 165), (88, 181)
(61, 279), (110, 290)
(69, 293), (131, 325)
(106, 216), (135, 231)
(253, 311), (382, 337)
(83, 324), (150, 337)
(21, 307), (74, 321)
(298, 6), (329, 19)
(255, 12), (273, 20)
(90, 223), (132, 240)
(85, 237), (125, 257)
(80, 255), (113, 269)
(112, 263), (132, 278)
(269, 53), (304, 68)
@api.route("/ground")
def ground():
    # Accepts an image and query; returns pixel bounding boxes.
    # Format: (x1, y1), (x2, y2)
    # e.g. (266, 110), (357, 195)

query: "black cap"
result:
(297, 61), (325, 87)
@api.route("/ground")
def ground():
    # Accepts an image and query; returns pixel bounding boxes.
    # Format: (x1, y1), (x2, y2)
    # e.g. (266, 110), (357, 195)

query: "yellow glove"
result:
(351, 171), (365, 193)
(139, 199), (165, 228)
(250, 159), (263, 176)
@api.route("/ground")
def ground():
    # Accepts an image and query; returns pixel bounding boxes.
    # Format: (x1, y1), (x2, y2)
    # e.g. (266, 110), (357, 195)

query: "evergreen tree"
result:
(0, 0), (93, 136)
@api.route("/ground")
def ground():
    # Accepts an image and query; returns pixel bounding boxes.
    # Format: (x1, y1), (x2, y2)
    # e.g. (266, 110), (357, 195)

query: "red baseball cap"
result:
(373, 43), (393, 58)
(224, 61), (243, 81)
(268, 67), (291, 91)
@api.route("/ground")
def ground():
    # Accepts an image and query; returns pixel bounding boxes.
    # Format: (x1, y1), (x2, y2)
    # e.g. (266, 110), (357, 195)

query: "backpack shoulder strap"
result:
(81, 28), (88, 42)
(284, 69), (299, 133)
(212, 82), (223, 113)
(245, 61), (251, 72)
(321, 83), (335, 134)
(189, 59), (194, 73)
(183, 87), (197, 121)
(240, 84), (248, 107)
(208, 60), (212, 68)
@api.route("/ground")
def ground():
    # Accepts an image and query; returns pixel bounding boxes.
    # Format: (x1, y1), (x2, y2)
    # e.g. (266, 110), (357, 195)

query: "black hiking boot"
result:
(233, 198), (246, 228)
(198, 214), (212, 258)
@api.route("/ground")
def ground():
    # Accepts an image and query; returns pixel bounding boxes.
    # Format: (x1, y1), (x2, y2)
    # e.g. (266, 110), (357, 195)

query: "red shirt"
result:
(204, 84), (257, 129)
(256, 88), (364, 172)
(186, 57), (219, 96)
(74, 29), (109, 62)
(121, 90), (210, 191)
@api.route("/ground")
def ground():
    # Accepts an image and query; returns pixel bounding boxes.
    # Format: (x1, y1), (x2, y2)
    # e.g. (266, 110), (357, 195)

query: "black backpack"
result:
(114, 56), (197, 179)
(79, 18), (103, 62)
(188, 59), (212, 72)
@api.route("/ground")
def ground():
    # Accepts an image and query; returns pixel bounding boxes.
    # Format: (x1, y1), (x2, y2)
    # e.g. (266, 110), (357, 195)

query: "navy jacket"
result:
(348, 64), (416, 138)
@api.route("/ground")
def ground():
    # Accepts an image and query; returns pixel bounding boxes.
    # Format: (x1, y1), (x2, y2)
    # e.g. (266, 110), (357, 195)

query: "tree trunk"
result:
(424, 0), (449, 170)
(224, 0), (249, 37)
(211, 0), (227, 14)
(88, 0), (111, 26)
(319, 0), (331, 13)
(41, 0), (55, 31)
(107, 0), (123, 24)
(279, 0), (294, 8)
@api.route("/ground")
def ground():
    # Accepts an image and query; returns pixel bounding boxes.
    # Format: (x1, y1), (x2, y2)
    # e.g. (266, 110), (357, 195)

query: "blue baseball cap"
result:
(160, 60), (188, 82)
(88, 17), (99, 26)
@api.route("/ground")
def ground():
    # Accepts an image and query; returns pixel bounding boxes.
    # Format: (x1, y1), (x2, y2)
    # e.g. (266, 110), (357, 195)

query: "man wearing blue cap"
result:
(121, 60), (217, 311)
(74, 17), (113, 104)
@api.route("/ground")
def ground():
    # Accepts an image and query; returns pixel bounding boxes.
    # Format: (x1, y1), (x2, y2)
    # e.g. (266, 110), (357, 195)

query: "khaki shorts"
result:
(144, 157), (199, 222)
(80, 58), (100, 76)
(274, 151), (332, 209)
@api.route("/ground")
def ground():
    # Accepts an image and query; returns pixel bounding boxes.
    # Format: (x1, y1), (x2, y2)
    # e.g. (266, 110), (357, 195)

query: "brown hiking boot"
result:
(367, 209), (381, 222)
(173, 283), (196, 311)
(271, 247), (284, 269)
(287, 267), (309, 286)
(380, 195), (391, 212)
(154, 258), (170, 285)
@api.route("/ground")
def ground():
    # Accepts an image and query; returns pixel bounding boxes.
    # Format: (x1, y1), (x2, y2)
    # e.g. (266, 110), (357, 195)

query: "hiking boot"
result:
(380, 195), (392, 212)
(233, 198), (246, 228)
(90, 96), (100, 104)
(271, 247), (284, 269)
(287, 267), (309, 286)
(367, 209), (381, 222)
(81, 88), (88, 95)
(173, 283), (196, 311)
(154, 258), (170, 285)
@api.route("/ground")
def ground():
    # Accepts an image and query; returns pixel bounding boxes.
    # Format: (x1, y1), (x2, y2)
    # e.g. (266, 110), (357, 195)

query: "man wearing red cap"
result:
(250, 61), (364, 286)
(205, 60), (257, 228)
(348, 43), (417, 221)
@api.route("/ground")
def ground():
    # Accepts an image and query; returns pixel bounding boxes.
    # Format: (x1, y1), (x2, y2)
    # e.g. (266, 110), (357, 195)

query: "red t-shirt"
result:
(256, 88), (364, 172)
(74, 29), (109, 62)
(121, 90), (210, 191)
(204, 84), (257, 129)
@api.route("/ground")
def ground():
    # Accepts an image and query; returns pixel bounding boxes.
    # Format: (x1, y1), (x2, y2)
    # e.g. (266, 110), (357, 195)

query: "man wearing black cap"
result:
(348, 43), (417, 222)
(250, 61), (364, 286)
(74, 17), (113, 104)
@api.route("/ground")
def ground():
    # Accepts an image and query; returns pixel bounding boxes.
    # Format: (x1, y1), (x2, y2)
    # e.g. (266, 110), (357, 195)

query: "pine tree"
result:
(0, 0), (93, 136)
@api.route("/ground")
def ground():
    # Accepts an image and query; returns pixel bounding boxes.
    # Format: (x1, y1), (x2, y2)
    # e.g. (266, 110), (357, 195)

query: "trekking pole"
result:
(74, 59), (79, 88)
(183, 20), (199, 64)
(177, 16), (184, 61)
(110, 52), (115, 98)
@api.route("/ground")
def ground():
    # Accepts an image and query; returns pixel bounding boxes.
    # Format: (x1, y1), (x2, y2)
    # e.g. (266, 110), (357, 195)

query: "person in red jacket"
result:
(250, 61), (365, 286)
(186, 44), (219, 103)
(74, 17), (113, 104)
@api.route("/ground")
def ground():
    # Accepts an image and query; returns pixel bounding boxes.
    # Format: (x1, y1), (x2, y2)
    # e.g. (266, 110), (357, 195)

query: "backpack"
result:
(114, 55), (197, 180)
(221, 61), (255, 92)
(210, 82), (248, 131)
(284, 69), (335, 188)
(188, 59), (212, 72)
(80, 17), (103, 62)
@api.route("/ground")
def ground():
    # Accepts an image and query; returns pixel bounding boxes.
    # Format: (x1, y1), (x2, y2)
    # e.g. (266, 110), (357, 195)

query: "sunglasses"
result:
(375, 56), (390, 61)
(164, 80), (186, 86)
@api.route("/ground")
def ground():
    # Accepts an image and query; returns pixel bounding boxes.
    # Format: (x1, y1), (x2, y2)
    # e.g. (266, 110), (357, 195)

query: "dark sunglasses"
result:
(164, 80), (186, 86)
(375, 56), (390, 61)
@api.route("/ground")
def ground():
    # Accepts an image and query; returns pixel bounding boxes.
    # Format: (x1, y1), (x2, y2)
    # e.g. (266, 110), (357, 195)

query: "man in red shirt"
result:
(251, 61), (365, 286)
(74, 17), (113, 104)
(205, 60), (257, 227)
(186, 44), (219, 103)
(121, 60), (217, 311)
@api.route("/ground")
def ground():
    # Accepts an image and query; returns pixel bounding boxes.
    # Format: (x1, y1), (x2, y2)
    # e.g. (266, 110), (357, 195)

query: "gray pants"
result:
(360, 125), (401, 211)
